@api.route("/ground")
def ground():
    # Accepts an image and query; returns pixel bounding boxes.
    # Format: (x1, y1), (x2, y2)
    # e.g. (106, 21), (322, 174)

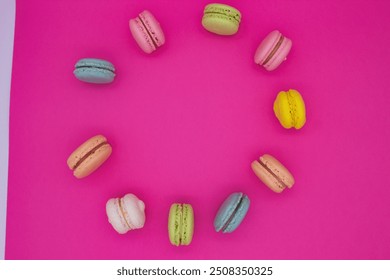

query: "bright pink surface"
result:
(6, 0), (390, 259)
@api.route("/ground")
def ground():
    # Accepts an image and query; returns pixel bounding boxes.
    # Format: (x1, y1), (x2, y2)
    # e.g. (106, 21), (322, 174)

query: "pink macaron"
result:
(251, 154), (295, 193)
(254, 30), (292, 71)
(106, 193), (146, 234)
(129, 10), (165, 54)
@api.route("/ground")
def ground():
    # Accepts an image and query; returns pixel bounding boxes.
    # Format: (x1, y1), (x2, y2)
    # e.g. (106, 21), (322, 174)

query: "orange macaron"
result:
(67, 135), (112, 179)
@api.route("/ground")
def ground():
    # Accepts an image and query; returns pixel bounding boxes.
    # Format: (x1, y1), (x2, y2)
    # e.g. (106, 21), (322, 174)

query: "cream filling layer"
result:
(118, 198), (133, 230)
(262, 34), (284, 66)
(72, 141), (108, 170)
(138, 15), (158, 49)
(221, 195), (244, 232)
(204, 11), (240, 24)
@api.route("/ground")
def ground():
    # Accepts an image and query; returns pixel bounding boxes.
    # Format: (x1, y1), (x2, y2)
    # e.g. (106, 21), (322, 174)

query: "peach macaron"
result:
(251, 154), (295, 193)
(67, 135), (112, 179)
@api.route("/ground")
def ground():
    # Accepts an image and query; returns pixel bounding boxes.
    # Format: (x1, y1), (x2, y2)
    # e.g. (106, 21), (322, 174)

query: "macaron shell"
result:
(202, 14), (239, 35)
(290, 90), (306, 129)
(273, 91), (294, 129)
(106, 198), (130, 234)
(73, 143), (112, 178)
(129, 18), (155, 54)
(257, 154), (295, 190)
(254, 30), (281, 64)
(203, 3), (241, 20)
(168, 204), (182, 246)
(251, 160), (285, 193)
(75, 58), (115, 72)
(73, 68), (115, 84)
(121, 194), (146, 229)
(181, 204), (194, 245)
(223, 195), (250, 233)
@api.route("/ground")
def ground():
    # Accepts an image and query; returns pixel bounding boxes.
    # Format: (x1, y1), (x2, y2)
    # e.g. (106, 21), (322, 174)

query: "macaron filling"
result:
(170, 204), (183, 245)
(71, 141), (108, 170)
(75, 65), (115, 73)
(257, 159), (287, 190)
(204, 5), (241, 23)
(118, 198), (133, 230)
(221, 194), (245, 232)
(75, 61), (115, 74)
(286, 91), (298, 126)
(262, 34), (284, 66)
(138, 14), (158, 49)
(204, 11), (240, 24)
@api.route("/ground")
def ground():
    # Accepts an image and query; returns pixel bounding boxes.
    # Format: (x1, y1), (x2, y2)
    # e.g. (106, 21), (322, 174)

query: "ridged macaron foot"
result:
(168, 203), (194, 246)
(67, 135), (112, 179)
(214, 192), (250, 233)
(73, 58), (116, 84)
(106, 194), (146, 234)
(274, 89), (306, 129)
(201, 3), (241, 36)
(254, 30), (292, 71)
(251, 154), (295, 193)
(129, 10), (165, 54)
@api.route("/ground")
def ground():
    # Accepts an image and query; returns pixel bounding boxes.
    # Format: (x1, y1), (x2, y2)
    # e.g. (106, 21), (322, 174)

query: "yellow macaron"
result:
(273, 89), (306, 129)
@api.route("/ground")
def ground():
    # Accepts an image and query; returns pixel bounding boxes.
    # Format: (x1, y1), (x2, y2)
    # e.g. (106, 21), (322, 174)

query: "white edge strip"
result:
(0, 0), (16, 260)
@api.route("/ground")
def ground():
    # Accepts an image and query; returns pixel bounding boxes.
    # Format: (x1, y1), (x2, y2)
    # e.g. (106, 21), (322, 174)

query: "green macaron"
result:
(168, 203), (194, 246)
(201, 3), (241, 36)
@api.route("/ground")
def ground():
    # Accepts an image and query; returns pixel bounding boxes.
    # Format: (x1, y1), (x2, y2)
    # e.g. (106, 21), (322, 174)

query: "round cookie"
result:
(214, 192), (250, 233)
(67, 135), (112, 179)
(251, 154), (295, 193)
(274, 89), (306, 129)
(73, 58), (116, 84)
(201, 3), (241, 35)
(254, 30), (292, 71)
(168, 203), (194, 246)
(106, 194), (146, 234)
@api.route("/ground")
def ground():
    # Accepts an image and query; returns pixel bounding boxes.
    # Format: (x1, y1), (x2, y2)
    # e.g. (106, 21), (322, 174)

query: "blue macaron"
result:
(73, 58), (116, 84)
(214, 192), (250, 233)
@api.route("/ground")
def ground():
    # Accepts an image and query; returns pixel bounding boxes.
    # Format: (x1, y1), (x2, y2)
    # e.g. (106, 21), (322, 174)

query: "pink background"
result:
(6, 0), (390, 259)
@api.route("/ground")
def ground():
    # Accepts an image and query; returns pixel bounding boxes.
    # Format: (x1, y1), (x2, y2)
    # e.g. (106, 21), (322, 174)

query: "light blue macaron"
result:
(73, 58), (116, 84)
(214, 192), (250, 233)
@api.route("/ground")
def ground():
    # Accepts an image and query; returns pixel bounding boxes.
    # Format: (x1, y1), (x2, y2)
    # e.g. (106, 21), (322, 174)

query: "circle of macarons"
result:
(168, 203), (194, 246)
(273, 89), (306, 129)
(70, 4), (308, 242)
(251, 154), (295, 193)
(73, 58), (116, 84)
(129, 10), (166, 54)
(214, 192), (250, 233)
(106, 193), (146, 234)
(201, 3), (241, 36)
(67, 135), (112, 179)
(254, 30), (292, 71)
